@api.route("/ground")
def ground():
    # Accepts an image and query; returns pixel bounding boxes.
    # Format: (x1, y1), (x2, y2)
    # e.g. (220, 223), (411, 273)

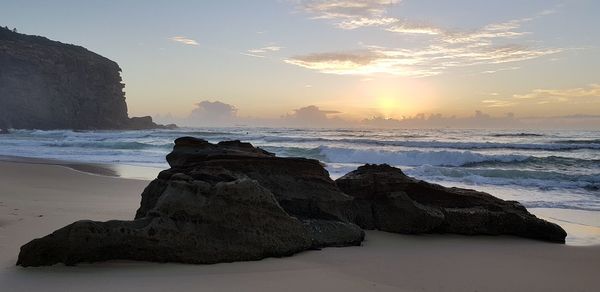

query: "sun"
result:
(377, 96), (398, 118)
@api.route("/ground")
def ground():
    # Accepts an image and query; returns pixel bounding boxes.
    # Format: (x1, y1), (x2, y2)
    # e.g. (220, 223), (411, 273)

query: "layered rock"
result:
(158, 137), (355, 222)
(17, 138), (364, 267)
(18, 177), (314, 266)
(17, 139), (567, 267)
(0, 27), (170, 130)
(337, 164), (567, 243)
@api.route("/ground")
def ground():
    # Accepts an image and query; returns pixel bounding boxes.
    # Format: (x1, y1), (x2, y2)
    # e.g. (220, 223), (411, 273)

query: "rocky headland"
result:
(0, 26), (172, 130)
(16, 137), (567, 267)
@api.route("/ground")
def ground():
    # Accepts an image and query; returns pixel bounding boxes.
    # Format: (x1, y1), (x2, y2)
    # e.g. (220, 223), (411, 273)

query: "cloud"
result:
(187, 100), (238, 126)
(482, 84), (600, 108)
(440, 19), (530, 45)
(278, 105), (347, 127)
(172, 101), (347, 128)
(299, 0), (409, 31)
(513, 84), (600, 100)
(169, 36), (198, 46)
(243, 45), (283, 58)
(481, 99), (518, 108)
(155, 100), (600, 130)
(283, 105), (340, 123)
(386, 22), (442, 35)
(362, 111), (522, 128)
(290, 2), (562, 77)
(248, 46), (283, 53)
(301, 0), (401, 20)
(292, 105), (340, 115)
(240, 52), (265, 58)
(360, 110), (600, 129)
(481, 66), (520, 74)
(285, 43), (558, 77)
(284, 51), (391, 75)
(337, 16), (398, 29)
(300, 0), (534, 39)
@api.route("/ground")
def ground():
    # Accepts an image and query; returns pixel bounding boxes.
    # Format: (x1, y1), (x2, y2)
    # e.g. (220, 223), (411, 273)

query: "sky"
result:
(2, 0), (600, 128)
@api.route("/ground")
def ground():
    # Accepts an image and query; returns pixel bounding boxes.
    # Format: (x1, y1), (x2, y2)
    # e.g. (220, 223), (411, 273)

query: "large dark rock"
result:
(16, 140), (567, 267)
(0, 27), (170, 130)
(157, 137), (355, 222)
(336, 164), (567, 243)
(18, 177), (314, 267)
(17, 138), (364, 267)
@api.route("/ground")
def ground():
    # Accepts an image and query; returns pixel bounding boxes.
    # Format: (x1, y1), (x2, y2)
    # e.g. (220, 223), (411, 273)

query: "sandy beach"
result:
(0, 160), (598, 291)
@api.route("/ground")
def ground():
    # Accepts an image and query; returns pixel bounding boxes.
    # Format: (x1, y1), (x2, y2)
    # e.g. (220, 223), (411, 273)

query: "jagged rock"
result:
(0, 27), (171, 130)
(17, 177), (314, 267)
(17, 140), (568, 267)
(337, 164), (567, 243)
(17, 139), (364, 267)
(165, 137), (276, 168)
(159, 137), (355, 222)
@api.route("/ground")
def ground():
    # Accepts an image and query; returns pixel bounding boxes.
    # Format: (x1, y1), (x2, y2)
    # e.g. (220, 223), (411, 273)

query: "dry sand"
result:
(0, 161), (599, 292)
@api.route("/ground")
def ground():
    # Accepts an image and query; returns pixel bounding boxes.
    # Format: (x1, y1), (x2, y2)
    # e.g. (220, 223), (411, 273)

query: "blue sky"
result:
(2, 0), (599, 125)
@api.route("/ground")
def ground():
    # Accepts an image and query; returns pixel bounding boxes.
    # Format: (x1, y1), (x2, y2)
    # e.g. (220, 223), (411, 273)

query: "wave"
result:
(521, 201), (600, 212)
(43, 141), (174, 150)
(11, 129), (600, 151)
(262, 146), (326, 161)
(316, 146), (530, 167)
(407, 166), (600, 192)
(554, 139), (600, 144)
(157, 130), (238, 137)
(464, 156), (600, 171)
(262, 146), (600, 172)
(371, 140), (600, 151)
(13, 128), (240, 140)
(260, 135), (600, 151)
(490, 133), (544, 137)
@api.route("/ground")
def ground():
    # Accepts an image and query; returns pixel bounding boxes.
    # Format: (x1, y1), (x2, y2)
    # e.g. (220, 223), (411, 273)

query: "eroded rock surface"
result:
(18, 177), (315, 266)
(337, 164), (567, 243)
(159, 137), (355, 222)
(17, 138), (364, 267)
(17, 140), (566, 267)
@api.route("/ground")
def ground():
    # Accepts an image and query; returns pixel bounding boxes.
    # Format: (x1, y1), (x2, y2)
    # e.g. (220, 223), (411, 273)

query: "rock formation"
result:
(17, 138), (566, 267)
(0, 26), (171, 130)
(17, 137), (364, 267)
(337, 164), (567, 243)
(160, 137), (355, 222)
(17, 178), (315, 266)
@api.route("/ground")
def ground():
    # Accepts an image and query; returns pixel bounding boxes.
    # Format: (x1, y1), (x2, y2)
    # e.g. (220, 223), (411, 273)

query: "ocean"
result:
(1, 127), (599, 244)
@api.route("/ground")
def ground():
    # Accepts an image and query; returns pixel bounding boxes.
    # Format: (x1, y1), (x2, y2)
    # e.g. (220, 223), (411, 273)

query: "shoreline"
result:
(0, 160), (598, 291)
(0, 155), (162, 180)
(1, 156), (599, 246)
(530, 208), (600, 246)
(0, 155), (120, 177)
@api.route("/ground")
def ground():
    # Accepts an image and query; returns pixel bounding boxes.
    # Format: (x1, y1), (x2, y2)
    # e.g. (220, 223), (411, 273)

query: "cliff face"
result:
(0, 27), (167, 130)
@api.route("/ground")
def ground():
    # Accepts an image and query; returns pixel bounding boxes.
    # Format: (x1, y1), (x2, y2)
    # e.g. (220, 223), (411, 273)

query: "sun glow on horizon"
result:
(377, 96), (399, 119)
(345, 77), (439, 120)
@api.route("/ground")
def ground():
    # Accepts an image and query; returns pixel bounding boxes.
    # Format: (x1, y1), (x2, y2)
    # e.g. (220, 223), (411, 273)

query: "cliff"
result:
(0, 27), (172, 130)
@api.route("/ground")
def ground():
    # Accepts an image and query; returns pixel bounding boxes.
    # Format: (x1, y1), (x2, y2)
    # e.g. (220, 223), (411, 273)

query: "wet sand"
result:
(0, 161), (599, 291)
